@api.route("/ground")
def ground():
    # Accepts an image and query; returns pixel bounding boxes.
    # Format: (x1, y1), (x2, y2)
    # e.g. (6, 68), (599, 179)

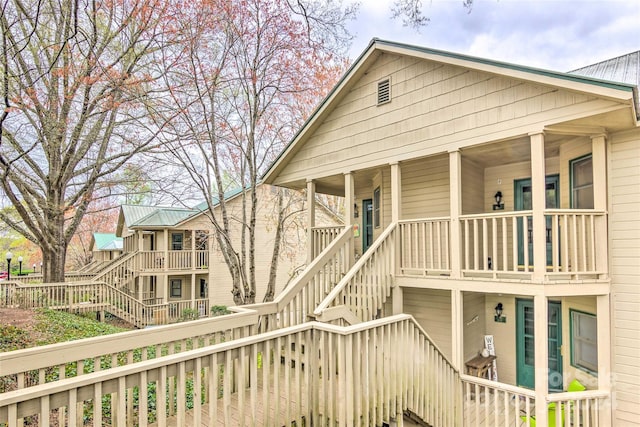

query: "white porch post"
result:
(344, 172), (355, 266)
(137, 231), (144, 252)
(390, 162), (401, 223)
(449, 150), (462, 279)
(164, 229), (169, 272)
(534, 294), (549, 426)
(597, 294), (612, 424)
(191, 230), (196, 269)
(530, 132), (547, 282)
(306, 179), (316, 264)
(592, 135), (609, 277)
(390, 162), (404, 314)
(451, 289), (463, 370)
(190, 273), (196, 308)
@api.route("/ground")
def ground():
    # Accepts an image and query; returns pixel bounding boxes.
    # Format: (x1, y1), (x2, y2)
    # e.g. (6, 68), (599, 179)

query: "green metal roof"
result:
(92, 233), (123, 251)
(120, 205), (199, 228)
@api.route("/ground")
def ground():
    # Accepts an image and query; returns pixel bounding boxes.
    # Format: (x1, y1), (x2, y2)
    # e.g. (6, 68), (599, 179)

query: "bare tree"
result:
(0, 0), (174, 282)
(156, 0), (351, 304)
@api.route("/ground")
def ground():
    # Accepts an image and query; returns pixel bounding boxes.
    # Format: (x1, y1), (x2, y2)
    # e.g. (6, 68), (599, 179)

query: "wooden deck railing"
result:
(461, 211), (532, 276)
(246, 225), (354, 333)
(311, 225), (344, 258)
(314, 222), (396, 324)
(461, 374), (609, 427)
(0, 314), (460, 427)
(0, 308), (258, 392)
(92, 251), (139, 290)
(399, 217), (451, 275)
(391, 209), (608, 280)
(0, 281), (211, 329)
(461, 374), (536, 426)
(544, 209), (606, 277)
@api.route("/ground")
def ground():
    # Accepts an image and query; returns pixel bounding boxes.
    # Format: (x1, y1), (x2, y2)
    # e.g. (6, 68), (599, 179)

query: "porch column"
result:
(449, 150), (462, 279)
(597, 294), (612, 423)
(190, 273), (196, 308)
(390, 162), (403, 294)
(390, 162), (401, 222)
(451, 289), (463, 370)
(137, 231), (144, 252)
(530, 132), (547, 282)
(306, 179), (316, 264)
(191, 230), (196, 269)
(592, 135), (608, 277)
(164, 230), (169, 271)
(534, 294), (549, 426)
(344, 172), (355, 266)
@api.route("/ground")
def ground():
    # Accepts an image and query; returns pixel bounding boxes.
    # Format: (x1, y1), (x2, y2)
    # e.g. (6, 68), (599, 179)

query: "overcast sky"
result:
(346, 0), (640, 72)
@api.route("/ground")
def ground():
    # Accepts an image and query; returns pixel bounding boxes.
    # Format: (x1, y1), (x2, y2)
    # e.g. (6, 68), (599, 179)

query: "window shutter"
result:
(377, 78), (391, 105)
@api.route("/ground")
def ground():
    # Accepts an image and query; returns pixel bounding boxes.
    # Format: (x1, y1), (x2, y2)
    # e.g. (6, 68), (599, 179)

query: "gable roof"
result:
(91, 233), (123, 251)
(117, 204), (200, 234)
(263, 38), (638, 184)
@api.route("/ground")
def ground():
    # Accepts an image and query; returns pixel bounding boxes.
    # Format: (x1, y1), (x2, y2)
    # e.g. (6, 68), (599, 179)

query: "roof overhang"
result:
(262, 39), (638, 187)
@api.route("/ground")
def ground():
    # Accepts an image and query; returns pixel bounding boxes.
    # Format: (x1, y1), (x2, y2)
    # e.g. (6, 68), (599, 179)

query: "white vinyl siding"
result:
(609, 129), (640, 425)
(273, 53), (617, 186)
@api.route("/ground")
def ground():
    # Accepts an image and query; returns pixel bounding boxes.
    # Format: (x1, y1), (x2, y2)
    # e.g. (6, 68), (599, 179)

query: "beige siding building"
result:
(264, 41), (640, 426)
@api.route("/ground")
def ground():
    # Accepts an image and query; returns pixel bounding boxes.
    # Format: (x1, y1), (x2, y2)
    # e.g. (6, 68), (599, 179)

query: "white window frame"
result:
(571, 309), (598, 374)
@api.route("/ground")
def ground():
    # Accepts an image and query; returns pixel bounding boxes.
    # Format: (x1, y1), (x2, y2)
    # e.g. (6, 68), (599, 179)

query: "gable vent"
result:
(377, 77), (391, 105)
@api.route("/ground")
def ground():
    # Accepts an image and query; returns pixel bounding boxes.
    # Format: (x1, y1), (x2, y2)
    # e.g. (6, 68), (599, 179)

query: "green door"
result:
(515, 175), (559, 267)
(516, 299), (563, 391)
(362, 199), (373, 252)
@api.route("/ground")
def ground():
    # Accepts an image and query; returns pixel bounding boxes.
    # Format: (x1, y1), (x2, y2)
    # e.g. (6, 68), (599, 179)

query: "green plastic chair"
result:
(519, 380), (586, 426)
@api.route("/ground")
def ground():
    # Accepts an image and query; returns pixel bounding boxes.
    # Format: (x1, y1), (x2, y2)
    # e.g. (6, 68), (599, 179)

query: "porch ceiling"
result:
(462, 134), (564, 167)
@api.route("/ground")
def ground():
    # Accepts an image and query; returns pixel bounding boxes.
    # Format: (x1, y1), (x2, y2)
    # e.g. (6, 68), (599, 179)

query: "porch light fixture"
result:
(5, 251), (12, 281)
(493, 191), (504, 211)
(354, 203), (359, 218)
(494, 302), (506, 323)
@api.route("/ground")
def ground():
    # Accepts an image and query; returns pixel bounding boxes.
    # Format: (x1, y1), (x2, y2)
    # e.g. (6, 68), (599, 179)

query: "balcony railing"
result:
(399, 217), (451, 276)
(311, 225), (344, 258)
(137, 250), (209, 271)
(398, 209), (607, 280)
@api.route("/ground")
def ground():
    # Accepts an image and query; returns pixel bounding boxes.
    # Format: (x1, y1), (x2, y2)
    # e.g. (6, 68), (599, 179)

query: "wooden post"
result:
(345, 172), (355, 266)
(592, 135), (608, 277)
(390, 162), (401, 223)
(451, 289), (463, 371)
(534, 294), (549, 426)
(390, 162), (402, 305)
(449, 150), (462, 279)
(530, 132), (547, 283)
(597, 294), (612, 424)
(306, 179), (316, 264)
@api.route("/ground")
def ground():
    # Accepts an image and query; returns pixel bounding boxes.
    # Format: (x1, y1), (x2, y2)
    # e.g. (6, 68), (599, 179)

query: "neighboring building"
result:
(263, 40), (640, 425)
(111, 184), (341, 308)
(82, 233), (123, 272)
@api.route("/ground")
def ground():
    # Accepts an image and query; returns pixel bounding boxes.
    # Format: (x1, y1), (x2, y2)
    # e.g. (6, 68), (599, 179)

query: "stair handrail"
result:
(237, 225), (353, 331)
(0, 313), (460, 426)
(313, 222), (397, 319)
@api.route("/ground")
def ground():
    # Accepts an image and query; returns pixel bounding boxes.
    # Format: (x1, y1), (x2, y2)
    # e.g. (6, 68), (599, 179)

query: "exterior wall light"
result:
(494, 302), (506, 323)
(493, 191), (504, 210)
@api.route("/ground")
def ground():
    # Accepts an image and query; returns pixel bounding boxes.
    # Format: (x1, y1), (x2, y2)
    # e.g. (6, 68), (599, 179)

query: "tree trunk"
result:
(264, 189), (284, 303)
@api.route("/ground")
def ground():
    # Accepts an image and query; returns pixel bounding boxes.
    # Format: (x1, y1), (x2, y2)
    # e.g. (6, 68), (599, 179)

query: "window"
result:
(571, 310), (598, 373)
(571, 155), (593, 209)
(170, 279), (182, 298)
(171, 233), (183, 250)
(377, 77), (391, 105)
(373, 186), (381, 228)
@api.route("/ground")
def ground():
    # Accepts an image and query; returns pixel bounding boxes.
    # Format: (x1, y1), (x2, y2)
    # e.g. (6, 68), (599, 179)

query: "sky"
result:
(346, 0), (640, 72)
